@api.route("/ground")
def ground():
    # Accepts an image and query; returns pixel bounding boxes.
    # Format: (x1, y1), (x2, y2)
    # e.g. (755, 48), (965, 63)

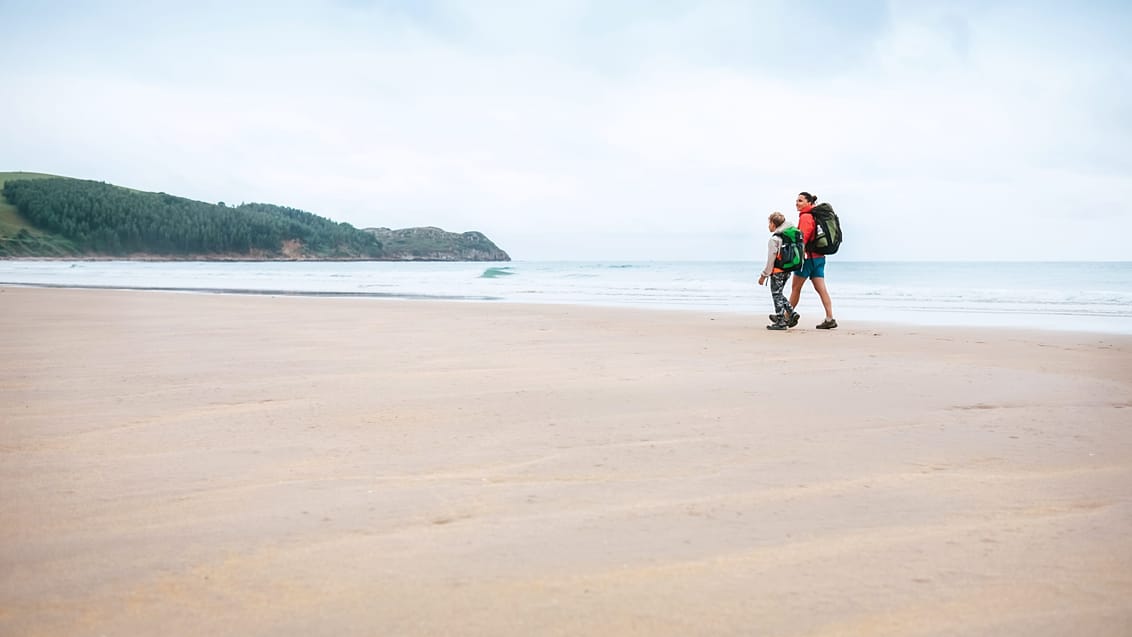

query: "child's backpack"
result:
(775, 226), (805, 272)
(806, 202), (843, 255)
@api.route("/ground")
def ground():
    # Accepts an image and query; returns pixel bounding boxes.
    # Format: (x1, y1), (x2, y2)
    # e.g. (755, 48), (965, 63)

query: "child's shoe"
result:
(769, 313), (800, 327)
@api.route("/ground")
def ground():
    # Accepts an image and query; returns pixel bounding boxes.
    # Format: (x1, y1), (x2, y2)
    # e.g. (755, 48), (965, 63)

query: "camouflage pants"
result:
(770, 271), (794, 321)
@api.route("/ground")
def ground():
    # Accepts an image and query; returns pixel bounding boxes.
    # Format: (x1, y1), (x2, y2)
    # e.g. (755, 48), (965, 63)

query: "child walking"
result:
(759, 211), (801, 331)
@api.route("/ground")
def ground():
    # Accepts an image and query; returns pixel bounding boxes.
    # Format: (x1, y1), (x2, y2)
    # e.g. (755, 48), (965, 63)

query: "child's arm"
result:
(760, 235), (780, 279)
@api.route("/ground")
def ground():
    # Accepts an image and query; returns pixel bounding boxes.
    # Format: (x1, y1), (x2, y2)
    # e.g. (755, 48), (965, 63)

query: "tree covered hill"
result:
(365, 226), (511, 261)
(0, 173), (510, 261)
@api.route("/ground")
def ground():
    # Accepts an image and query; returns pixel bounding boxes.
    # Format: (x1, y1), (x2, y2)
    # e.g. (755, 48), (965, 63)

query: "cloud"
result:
(2, 0), (1129, 259)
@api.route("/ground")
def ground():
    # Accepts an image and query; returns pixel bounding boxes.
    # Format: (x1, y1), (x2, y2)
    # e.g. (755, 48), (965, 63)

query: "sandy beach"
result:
(1, 286), (1130, 636)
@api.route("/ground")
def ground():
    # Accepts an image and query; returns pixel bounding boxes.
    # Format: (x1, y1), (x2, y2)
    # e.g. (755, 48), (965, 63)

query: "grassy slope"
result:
(0, 172), (82, 256)
(0, 172), (61, 235)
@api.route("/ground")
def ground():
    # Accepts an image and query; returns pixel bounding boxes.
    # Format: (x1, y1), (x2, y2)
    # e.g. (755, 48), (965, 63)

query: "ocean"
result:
(2, 260), (1131, 334)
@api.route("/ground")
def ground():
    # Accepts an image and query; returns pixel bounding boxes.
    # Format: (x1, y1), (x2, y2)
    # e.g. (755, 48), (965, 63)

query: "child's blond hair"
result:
(768, 211), (786, 228)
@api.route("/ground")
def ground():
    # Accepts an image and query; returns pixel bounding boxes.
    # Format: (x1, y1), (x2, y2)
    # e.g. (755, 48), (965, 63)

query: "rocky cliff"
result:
(365, 226), (510, 261)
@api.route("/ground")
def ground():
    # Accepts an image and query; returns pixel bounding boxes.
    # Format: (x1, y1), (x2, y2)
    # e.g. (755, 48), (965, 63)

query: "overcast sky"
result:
(3, 0), (1130, 260)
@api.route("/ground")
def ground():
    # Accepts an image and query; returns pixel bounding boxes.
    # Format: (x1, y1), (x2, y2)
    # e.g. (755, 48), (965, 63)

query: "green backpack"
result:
(775, 226), (804, 272)
(806, 202), (843, 255)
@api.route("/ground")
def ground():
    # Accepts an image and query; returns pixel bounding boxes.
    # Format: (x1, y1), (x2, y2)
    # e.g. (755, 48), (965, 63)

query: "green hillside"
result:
(0, 172), (80, 257)
(0, 173), (382, 259)
(366, 226), (511, 261)
(0, 172), (510, 261)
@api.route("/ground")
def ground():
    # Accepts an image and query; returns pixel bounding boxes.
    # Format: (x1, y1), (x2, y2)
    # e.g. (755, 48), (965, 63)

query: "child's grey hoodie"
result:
(761, 221), (797, 277)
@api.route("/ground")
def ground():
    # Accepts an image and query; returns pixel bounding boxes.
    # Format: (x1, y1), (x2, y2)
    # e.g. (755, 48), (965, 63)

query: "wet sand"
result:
(2, 286), (1131, 636)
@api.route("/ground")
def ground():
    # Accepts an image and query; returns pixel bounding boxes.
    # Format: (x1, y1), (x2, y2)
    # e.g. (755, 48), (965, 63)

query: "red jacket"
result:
(798, 211), (818, 259)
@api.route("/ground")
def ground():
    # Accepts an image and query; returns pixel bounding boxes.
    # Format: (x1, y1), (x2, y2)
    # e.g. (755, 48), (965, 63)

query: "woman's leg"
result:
(811, 276), (834, 321)
(789, 273), (805, 309)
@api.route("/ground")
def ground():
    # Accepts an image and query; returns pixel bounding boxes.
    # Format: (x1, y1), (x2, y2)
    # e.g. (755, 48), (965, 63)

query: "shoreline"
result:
(2, 281), (1130, 337)
(3, 287), (1131, 635)
(0, 281), (503, 301)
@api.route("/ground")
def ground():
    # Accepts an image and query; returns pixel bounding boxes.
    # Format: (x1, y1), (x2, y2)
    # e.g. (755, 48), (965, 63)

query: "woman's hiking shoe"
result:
(816, 318), (838, 329)
(766, 322), (788, 331)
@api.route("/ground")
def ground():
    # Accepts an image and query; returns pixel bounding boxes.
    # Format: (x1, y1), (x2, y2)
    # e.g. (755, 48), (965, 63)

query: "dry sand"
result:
(1, 286), (1130, 636)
